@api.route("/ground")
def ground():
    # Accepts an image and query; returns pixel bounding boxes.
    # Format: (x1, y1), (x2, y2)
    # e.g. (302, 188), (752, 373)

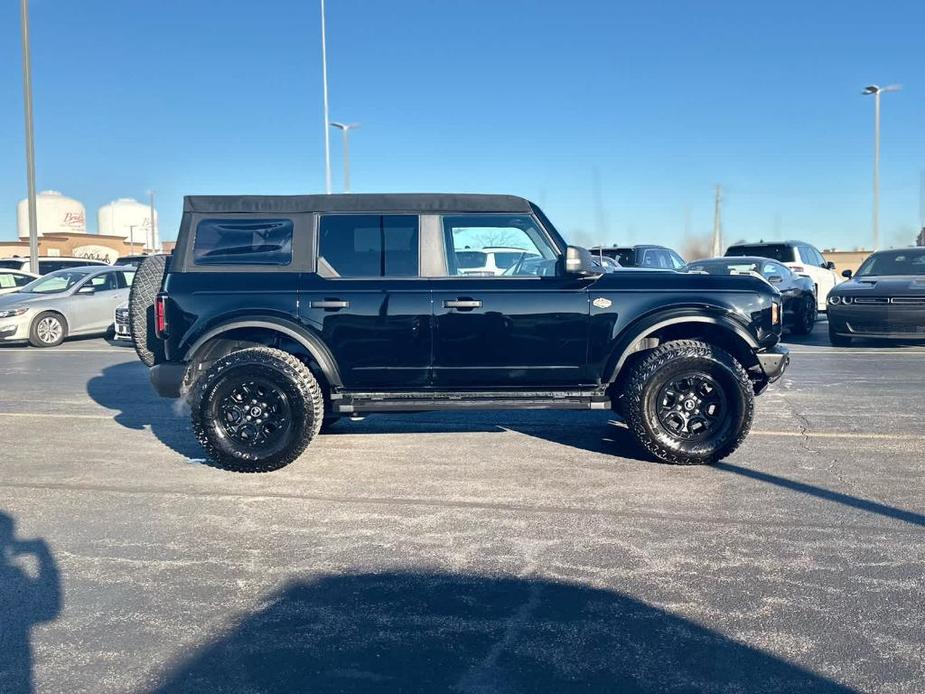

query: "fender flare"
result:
(604, 309), (759, 384)
(184, 317), (343, 388)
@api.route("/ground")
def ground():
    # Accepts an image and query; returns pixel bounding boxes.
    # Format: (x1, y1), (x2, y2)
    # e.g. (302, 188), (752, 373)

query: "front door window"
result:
(441, 215), (558, 277)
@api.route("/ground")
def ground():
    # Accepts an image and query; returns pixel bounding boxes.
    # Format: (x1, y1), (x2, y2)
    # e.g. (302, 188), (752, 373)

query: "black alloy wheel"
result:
(655, 374), (728, 441)
(214, 377), (293, 455)
(790, 295), (816, 336)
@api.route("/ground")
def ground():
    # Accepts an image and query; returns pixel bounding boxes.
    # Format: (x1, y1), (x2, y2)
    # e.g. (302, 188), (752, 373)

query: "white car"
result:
(0, 269), (39, 295)
(113, 301), (131, 341)
(453, 246), (540, 276)
(725, 241), (839, 311)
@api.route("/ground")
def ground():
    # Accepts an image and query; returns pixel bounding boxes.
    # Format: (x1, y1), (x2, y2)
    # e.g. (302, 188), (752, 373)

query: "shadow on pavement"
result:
(715, 462), (925, 527)
(151, 570), (850, 693)
(0, 511), (62, 694)
(85, 360), (203, 459)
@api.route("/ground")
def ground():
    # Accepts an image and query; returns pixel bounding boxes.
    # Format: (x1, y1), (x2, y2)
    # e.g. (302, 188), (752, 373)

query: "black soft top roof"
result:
(183, 193), (534, 214)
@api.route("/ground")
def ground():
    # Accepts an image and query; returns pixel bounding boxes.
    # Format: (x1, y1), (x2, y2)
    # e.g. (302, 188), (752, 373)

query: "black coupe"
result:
(685, 256), (817, 335)
(828, 248), (925, 345)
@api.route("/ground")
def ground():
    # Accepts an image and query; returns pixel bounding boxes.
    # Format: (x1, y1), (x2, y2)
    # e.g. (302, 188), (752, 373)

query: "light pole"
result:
(128, 225), (138, 255)
(20, 0), (39, 275)
(330, 122), (359, 192)
(320, 0), (332, 194)
(863, 84), (901, 251)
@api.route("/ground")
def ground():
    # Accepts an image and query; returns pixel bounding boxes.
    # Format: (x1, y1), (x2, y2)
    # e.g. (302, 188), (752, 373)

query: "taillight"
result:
(771, 301), (781, 326)
(155, 293), (168, 337)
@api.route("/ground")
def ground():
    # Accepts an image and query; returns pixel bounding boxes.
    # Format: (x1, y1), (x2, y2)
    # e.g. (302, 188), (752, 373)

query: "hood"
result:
(837, 276), (925, 295)
(0, 291), (71, 310)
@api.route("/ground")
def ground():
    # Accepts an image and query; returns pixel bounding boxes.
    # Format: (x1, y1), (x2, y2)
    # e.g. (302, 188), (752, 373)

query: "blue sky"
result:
(1, 0), (923, 251)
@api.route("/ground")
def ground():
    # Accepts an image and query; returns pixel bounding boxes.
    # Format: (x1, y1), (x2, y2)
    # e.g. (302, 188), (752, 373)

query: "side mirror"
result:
(562, 246), (601, 277)
(841, 269), (853, 279)
(826, 261), (836, 270)
(77, 285), (96, 295)
(767, 274), (784, 284)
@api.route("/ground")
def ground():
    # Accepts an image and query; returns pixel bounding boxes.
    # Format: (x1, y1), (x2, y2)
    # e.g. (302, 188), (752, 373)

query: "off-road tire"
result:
(129, 254), (168, 367)
(828, 323), (852, 347)
(28, 311), (67, 348)
(190, 347), (323, 472)
(622, 340), (754, 465)
(790, 295), (816, 336)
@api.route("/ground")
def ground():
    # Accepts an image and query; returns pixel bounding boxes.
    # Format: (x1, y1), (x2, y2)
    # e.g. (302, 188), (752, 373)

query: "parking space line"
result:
(0, 412), (115, 420)
(786, 350), (925, 356)
(752, 430), (925, 441)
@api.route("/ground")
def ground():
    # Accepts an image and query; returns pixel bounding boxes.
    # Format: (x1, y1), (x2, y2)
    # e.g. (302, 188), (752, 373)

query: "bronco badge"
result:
(592, 297), (612, 309)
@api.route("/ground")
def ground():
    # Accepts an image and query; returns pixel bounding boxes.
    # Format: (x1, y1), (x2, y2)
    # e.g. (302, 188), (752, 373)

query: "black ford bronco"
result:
(131, 194), (788, 471)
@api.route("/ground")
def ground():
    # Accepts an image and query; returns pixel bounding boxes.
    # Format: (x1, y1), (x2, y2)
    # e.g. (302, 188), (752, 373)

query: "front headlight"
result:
(0, 307), (28, 319)
(828, 295), (841, 305)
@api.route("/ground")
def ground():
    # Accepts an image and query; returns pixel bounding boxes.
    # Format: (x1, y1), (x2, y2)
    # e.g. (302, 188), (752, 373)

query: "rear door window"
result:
(318, 215), (419, 277)
(193, 218), (294, 265)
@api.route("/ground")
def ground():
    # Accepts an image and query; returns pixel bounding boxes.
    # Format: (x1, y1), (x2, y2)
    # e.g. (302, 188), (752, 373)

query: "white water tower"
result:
(17, 190), (87, 238)
(98, 198), (159, 249)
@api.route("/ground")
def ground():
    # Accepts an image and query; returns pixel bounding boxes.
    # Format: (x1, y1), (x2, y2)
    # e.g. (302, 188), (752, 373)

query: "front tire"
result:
(29, 312), (67, 348)
(189, 347), (324, 471)
(790, 295), (816, 336)
(622, 340), (754, 465)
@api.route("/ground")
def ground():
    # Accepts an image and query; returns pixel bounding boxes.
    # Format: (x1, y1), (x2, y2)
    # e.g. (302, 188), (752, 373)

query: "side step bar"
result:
(331, 390), (611, 414)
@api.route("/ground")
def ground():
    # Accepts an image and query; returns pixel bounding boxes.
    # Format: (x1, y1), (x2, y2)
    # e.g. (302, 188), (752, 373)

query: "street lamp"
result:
(320, 0), (332, 194)
(862, 83), (901, 251)
(19, 0), (39, 275)
(329, 122), (360, 192)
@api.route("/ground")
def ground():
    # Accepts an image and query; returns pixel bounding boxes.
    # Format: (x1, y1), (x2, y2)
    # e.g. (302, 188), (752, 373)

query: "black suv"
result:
(134, 194), (788, 471)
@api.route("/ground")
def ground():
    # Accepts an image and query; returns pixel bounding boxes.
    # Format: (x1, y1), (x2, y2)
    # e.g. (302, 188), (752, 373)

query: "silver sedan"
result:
(0, 265), (135, 347)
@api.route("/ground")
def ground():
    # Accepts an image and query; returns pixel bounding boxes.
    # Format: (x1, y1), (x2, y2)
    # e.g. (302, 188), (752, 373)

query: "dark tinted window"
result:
(0, 260), (24, 270)
(856, 250), (925, 277)
(87, 272), (120, 291)
(456, 251), (487, 269)
(726, 244), (795, 263)
(318, 215), (418, 277)
(194, 218), (293, 265)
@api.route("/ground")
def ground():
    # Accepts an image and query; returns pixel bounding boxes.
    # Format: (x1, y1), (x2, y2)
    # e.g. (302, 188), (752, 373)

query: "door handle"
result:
(444, 299), (482, 310)
(310, 299), (350, 310)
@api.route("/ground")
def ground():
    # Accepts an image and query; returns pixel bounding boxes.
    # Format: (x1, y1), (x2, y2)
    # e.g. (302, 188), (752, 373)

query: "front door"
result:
(431, 214), (591, 389)
(300, 214), (432, 390)
(71, 270), (130, 333)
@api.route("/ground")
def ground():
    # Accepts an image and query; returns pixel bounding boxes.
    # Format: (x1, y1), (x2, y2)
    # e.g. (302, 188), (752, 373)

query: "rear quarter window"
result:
(193, 219), (293, 265)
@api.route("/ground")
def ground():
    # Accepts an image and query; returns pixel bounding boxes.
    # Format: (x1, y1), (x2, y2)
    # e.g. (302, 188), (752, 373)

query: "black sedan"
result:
(685, 256), (817, 335)
(828, 248), (925, 345)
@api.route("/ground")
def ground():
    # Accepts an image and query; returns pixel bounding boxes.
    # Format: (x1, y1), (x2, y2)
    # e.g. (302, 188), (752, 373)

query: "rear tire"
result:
(129, 254), (168, 367)
(29, 312), (67, 348)
(622, 340), (754, 465)
(828, 323), (852, 347)
(190, 347), (323, 471)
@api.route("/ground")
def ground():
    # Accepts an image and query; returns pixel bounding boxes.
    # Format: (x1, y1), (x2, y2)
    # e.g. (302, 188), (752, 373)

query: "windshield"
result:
(855, 251), (925, 277)
(726, 244), (794, 263)
(493, 251), (537, 269)
(22, 270), (90, 294)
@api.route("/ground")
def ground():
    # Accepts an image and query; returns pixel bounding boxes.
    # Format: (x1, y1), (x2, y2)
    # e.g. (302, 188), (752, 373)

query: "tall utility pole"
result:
(711, 185), (723, 257)
(329, 122), (359, 192)
(863, 84), (901, 251)
(591, 167), (609, 246)
(20, 0), (39, 275)
(128, 225), (138, 254)
(148, 190), (157, 251)
(320, 0), (332, 194)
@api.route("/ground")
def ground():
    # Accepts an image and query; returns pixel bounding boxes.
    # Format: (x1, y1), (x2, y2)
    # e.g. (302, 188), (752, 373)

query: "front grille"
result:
(890, 296), (925, 306)
(848, 322), (925, 335)
(852, 297), (889, 305)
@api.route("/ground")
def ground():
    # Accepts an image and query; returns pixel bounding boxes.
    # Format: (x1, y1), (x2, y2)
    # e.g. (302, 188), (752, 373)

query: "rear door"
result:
(300, 214), (432, 390)
(71, 270), (126, 332)
(431, 213), (591, 389)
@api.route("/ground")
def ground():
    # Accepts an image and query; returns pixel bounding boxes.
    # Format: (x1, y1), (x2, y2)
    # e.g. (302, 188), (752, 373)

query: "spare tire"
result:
(129, 254), (168, 367)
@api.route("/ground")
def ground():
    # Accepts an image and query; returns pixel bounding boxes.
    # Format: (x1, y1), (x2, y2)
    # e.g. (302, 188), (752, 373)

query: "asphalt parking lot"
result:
(1, 319), (923, 693)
